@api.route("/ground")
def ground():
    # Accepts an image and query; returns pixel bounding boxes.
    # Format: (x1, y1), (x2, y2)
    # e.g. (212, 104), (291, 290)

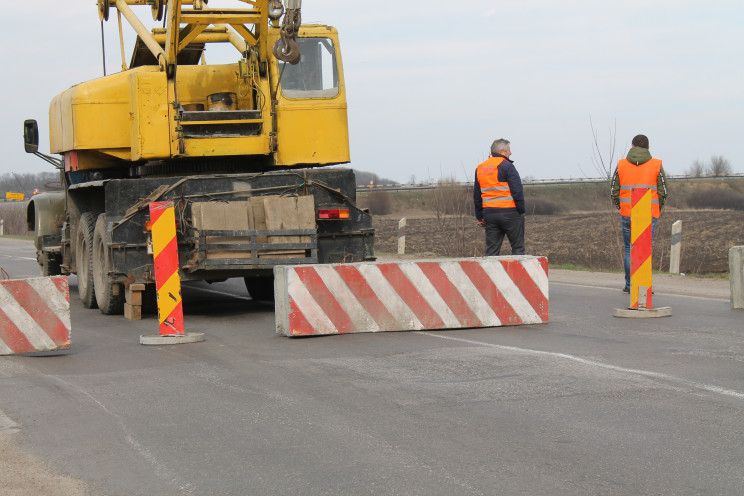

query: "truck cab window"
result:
(280, 38), (339, 99)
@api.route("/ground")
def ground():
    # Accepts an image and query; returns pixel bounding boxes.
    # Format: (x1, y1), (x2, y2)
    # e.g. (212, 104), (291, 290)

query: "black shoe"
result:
(622, 286), (630, 294)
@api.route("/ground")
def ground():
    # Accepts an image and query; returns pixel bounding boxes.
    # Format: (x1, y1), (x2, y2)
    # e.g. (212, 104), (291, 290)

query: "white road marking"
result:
(551, 281), (729, 302)
(417, 331), (744, 401)
(0, 255), (36, 261)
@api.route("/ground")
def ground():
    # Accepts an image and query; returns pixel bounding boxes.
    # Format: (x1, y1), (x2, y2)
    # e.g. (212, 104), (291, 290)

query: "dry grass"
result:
(374, 210), (744, 274)
(364, 177), (744, 274)
(0, 203), (30, 236)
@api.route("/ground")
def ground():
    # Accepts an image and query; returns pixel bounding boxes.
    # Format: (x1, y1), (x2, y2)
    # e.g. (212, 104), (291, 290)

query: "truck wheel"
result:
(93, 214), (124, 315)
(40, 253), (62, 277)
(76, 212), (98, 309)
(244, 276), (275, 302)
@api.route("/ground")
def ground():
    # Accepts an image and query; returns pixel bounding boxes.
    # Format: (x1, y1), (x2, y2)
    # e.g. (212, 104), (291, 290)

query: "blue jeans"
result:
(622, 216), (658, 289)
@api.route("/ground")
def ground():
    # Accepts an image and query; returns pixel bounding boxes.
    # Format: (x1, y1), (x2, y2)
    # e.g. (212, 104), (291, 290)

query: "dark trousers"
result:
(484, 210), (525, 256)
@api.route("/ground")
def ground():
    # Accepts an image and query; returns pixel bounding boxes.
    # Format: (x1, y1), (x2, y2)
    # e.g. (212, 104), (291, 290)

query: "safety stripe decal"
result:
(630, 188), (654, 308)
(0, 277), (71, 355)
(276, 257), (549, 337)
(149, 201), (184, 335)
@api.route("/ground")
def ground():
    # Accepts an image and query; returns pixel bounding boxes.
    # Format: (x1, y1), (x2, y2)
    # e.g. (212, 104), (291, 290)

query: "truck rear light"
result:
(317, 208), (350, 220)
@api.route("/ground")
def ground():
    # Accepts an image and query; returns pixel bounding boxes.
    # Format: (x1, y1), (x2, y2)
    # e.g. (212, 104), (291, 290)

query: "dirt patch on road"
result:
(0, 436), (88, 496)
(373, 210), (744, 275)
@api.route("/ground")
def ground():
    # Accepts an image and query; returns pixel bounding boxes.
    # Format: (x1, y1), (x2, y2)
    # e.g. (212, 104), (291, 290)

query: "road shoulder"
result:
(549, 268), (730, 301)
(0, 434), (88, 496)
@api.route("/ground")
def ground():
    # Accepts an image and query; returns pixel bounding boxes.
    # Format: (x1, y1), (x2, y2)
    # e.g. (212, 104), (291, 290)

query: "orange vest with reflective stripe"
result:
(617, 158), (662, 218)
(477, 157), (516, 209)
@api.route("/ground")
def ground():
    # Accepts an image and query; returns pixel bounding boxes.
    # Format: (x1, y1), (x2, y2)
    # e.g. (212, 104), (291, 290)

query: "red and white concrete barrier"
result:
(0, 276), (71, 355)
(275, 256), (549, 337)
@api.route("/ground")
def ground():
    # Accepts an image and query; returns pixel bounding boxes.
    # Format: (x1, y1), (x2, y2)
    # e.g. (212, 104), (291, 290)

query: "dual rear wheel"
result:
(76, 212), (274, 312)
(75, 212), (123, 314)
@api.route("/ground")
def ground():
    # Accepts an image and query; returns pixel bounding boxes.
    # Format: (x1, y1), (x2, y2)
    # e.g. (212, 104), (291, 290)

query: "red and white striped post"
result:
(140, 201), (204, 345)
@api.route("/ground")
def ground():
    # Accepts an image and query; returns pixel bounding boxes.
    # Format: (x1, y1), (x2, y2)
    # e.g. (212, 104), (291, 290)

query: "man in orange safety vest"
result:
(611, 134), (668, 293)
(474, 138), (526, 256)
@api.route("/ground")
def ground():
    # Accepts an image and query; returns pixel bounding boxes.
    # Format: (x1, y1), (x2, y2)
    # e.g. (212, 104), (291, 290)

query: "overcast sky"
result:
(2, 0), (742, 184)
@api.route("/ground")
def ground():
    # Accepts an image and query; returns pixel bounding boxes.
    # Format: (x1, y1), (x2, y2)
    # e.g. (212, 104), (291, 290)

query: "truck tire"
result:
(244, 276), (275, 302)
(93, 214), (124, 315)
(40, 253), (62, 277)
(75, 212), (98, 309)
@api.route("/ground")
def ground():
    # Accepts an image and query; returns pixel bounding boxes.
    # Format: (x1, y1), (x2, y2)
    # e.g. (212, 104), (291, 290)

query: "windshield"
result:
(279, 37), (339, 99)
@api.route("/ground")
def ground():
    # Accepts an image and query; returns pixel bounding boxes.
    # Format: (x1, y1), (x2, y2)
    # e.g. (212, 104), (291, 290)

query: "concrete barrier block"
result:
(730, 246), (744, 309)
(275, 256), (549, 337)
(0, 276), (71, 355)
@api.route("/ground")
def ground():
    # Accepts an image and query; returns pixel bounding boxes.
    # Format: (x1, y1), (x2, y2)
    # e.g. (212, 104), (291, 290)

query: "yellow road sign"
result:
(5, 192), (24, 201)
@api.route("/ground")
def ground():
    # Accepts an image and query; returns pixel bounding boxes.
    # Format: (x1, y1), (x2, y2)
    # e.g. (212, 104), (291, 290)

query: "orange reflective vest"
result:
(617, 158), (662, 218)
(477, 157), (516, 209)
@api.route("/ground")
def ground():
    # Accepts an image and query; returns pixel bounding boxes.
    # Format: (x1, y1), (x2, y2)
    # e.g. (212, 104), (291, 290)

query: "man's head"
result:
(491, 139), (511, 158)
(631, 134), (649, 149)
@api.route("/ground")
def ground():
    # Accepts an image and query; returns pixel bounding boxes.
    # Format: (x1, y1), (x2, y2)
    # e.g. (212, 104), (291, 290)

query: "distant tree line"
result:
(353, 170), (397, 187)
(0, 171), (61, 198)
(685, 156), (734, 177)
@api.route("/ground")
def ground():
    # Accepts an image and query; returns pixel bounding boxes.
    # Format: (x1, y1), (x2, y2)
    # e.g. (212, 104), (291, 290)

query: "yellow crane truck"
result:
(23, 0), (374, 316)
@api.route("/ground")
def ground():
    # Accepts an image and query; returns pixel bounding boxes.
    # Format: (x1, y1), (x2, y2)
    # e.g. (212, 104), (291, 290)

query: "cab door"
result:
(271, 28), (350, 166)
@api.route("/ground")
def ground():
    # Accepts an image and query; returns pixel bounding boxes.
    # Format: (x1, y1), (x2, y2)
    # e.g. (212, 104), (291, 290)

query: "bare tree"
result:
(0, 171), (60, 196)
(586, 116), (619, 180)
(707, 155), (733, 177)
(352, 170), (397, 187)
(685, 159), (706, 177)
(585, 116), (623, 270)
(429, 177), (473, 257)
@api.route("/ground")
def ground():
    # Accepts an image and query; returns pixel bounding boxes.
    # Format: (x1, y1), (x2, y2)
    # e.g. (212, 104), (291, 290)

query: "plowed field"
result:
(373, 210), (744, 275)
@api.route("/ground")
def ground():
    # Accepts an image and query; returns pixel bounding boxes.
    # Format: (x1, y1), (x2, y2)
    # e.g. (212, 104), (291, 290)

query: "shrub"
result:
(366, 190), (392, 215)
(426, 179), (475, 257)
(429, 180), (472, 219)
(524, 198), (566, 215)
(686, 189), (744, 210)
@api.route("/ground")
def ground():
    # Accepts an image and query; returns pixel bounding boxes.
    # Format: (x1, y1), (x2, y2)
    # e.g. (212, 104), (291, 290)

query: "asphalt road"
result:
(1, 237), (742, 495)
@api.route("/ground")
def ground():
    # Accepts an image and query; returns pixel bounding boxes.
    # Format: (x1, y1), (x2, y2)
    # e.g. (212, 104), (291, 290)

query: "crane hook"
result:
(272, 2), (302, 65)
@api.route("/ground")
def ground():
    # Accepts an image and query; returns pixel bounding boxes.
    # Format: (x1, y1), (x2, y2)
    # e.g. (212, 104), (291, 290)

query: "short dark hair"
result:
(632, 134), (649, 149)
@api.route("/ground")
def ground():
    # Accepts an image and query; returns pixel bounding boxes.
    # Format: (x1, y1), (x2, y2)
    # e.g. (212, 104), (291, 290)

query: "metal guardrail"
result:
(357, 173), (744, 192)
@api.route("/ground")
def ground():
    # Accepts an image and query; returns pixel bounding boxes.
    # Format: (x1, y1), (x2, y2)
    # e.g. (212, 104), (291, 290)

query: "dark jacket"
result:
(474, 154), (525, 220)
